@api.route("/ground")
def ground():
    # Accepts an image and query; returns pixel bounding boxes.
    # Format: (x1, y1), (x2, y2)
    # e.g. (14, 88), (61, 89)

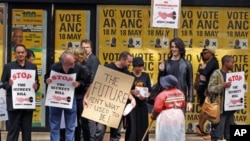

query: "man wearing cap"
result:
(196, 46), (219, 139)
(151, 75), (185, 141)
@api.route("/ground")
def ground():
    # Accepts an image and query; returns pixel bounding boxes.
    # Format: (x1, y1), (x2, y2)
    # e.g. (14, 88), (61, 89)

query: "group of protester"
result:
(0, 35), (242, 141)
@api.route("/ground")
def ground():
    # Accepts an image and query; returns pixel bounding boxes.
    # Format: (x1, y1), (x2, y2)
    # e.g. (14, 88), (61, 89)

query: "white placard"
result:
(0, 89), (8, 121)
(224, 71), (245, 111)
(11, 69), (36, 109)
(45, 71), (76, 109)
(135, 86), (149, 97)
(151, 0), (181, 28)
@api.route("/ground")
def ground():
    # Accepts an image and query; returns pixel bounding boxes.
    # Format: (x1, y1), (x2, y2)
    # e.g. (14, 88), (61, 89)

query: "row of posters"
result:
(98, 6), (250, 50)
(97, 5), (250, 132)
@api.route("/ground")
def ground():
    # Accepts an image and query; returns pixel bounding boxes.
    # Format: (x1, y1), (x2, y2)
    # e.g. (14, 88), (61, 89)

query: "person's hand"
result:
(243, 84), (247, 90)
(151, 114), (156, 120)
(33, 81), (38, 90)
(129, 94), (136, 107)
(8, 79), (13, 86)
(72, 81), (80, 88)
(186, 102), (193, 112)
(46, 78), (52, 84)
(131, 89), (140, 97)
(83, 97), (88, 107)
(159, 62), (165, 71)
(222, 82), (231, 88)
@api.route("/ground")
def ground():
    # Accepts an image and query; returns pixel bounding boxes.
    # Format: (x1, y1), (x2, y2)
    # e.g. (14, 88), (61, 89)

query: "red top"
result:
(154, 88), (185, 113)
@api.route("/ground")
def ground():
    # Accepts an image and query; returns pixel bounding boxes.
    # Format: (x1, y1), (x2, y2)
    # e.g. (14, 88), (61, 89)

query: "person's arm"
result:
(186, 61), (194, 112)
(208, 70), (226, 96)
(158, 60), (167, 82)
(33, 65), (40, 91)
(151, 92), (165, 120)
(89, 55), (100, 82)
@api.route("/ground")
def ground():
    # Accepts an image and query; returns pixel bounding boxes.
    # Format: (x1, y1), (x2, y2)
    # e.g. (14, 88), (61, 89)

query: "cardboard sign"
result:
(82, 65), (134, 128)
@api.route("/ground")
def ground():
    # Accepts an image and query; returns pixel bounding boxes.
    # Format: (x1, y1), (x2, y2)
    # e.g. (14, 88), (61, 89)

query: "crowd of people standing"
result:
(1, 37), (243, 141)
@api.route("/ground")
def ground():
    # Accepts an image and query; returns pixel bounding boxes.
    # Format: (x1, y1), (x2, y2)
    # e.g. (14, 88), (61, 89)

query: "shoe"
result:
(195, 125), (207, 136)
(203, 134), (211, 140)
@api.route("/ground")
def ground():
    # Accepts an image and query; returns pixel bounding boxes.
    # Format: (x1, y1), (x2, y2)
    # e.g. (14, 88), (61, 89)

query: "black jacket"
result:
(1, 61), (40, 111)
(159, 58), (194, 102)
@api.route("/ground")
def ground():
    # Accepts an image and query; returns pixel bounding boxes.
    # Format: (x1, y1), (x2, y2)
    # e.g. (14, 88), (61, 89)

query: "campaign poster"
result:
(45, 71), (76, 109)
(225, 71), (245, 111)
(97, 6), (250, 132)
(11, 70), (36, 109)
(54, 10), (90, 62)
(82, 65), (134, 128)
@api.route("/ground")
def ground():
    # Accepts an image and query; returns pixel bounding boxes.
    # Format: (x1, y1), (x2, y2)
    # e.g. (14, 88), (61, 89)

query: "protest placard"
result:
(11, 69), (36, 109)
(82, 65), (134, 128)
(0, 89), (8, 121)
(45, 71), (76, 109)
(225, 71), (245, 111)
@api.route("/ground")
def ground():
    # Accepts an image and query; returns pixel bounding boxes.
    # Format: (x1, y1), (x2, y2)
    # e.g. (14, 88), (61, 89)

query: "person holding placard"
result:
(125, 57), (151, 141)
(1, 44), (40, 141)
(81, 39), (104, 141)
(207, 55), (235, 141)
(44, 52), (86, 141)
(94, 51), (136, 141)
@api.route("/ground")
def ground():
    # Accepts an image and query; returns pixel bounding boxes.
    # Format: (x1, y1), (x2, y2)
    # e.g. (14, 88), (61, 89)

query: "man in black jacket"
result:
(1, 44), (40, 141)
(44, 52), (86, 141)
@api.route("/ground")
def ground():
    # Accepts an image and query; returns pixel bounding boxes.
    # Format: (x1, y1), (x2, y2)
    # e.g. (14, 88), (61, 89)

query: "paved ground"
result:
(0, 131), (209, 141)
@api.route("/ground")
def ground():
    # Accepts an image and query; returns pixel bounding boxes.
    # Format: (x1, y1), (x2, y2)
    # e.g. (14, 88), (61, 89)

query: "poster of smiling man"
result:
(45, 71), (76, 109)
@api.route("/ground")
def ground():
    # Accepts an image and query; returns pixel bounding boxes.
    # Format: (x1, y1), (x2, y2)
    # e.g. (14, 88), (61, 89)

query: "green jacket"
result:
(207, 69), (224, 114)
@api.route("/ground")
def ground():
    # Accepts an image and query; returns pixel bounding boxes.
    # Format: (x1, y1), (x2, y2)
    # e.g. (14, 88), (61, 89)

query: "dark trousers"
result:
(75, 99), (84, 141)
(7, 110), (33, 141)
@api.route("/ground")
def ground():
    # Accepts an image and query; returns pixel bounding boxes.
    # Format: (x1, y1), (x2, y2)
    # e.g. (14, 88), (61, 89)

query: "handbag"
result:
(201, 96), (220, 124)
(194, 73), (200, 90)
(147, 83), (163, 105)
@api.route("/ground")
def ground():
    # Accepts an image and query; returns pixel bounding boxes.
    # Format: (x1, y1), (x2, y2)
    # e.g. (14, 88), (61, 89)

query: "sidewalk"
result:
(0, 131), (207, 141)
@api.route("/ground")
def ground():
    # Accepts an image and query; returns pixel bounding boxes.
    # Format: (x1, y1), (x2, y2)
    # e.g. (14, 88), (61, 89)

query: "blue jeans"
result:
(49, 98), (77, 141)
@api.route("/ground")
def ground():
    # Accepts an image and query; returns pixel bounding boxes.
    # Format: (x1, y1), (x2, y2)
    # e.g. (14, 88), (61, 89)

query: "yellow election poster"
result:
(54, 10), (90, 61)
(98, 5), (174, 82)
(98, 5), (250, 132)
(220, 7), (250, 49)
(178, 7), (250, 49)
(82, 65), (134, 128)
(98, 5), (174, 52)
(12, 9), (44, 127)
